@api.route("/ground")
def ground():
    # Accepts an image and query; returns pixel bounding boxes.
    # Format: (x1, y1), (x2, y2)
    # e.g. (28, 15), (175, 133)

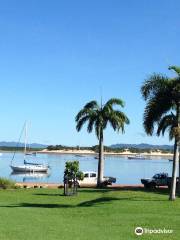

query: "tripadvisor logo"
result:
(135, 227), (144, 236)
(135, 227), (173, 236)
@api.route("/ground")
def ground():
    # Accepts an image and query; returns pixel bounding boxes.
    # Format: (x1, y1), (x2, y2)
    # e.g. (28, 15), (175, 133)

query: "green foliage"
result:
(75, 98), (129, 139)
(0, 177), (16, 189)
(0, 146), (43, 151)
(141, 67), (180, 137)
(64, 161), (84, 181)
(47, 145), (92, 151)
(47, 144), (173, 154)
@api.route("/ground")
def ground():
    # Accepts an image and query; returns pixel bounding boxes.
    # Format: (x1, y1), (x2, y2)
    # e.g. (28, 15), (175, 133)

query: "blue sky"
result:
(0, 0), (179, 146)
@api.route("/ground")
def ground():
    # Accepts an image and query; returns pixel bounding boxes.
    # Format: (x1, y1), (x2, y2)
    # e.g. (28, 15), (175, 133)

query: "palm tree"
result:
(141, 66), (180, 200)
(75, 98), (129, 187)
(157, 113), (178, 198)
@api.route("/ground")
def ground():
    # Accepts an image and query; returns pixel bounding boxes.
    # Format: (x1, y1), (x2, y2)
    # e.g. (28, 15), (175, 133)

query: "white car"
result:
(78, 171), (116, 186)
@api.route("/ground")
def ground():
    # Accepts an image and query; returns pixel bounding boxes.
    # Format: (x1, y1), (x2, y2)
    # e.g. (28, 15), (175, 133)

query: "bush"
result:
(0, 177), (16, 189)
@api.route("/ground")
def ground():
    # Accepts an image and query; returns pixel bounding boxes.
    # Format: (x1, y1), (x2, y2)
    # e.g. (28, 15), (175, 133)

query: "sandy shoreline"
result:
(38, 149), (173, 157)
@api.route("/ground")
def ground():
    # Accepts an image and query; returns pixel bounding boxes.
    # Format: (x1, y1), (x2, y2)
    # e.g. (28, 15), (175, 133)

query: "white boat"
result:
(11, 164), (48, 173)
(128, 154), (146, 160)
(10, 122), (49, 173)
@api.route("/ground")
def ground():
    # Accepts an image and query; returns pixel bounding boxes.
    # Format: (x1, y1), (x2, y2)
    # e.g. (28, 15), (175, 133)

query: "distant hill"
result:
(0, 141), (47, 149)
(110, 143), (173, 150)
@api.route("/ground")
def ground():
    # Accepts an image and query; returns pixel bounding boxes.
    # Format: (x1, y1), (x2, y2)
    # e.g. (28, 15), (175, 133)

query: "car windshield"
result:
(90, 173), (96, 178)
(153, 174), (159, 179)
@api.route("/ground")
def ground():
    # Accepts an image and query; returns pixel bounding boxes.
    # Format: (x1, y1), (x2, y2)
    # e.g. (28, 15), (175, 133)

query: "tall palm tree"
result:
(157, 113), (179, 198)
(141, 66), (180, 200)
(75, 98), (129, 187)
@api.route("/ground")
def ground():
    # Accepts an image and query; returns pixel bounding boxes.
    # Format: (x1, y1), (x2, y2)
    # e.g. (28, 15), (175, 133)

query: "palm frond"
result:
(104, 110), (129, 133)
(95, 119), (101, 139)
(169, 127), (175, 140)
(76, 116), (90, 132)
(104, 98), (125, 109)
(168, 65), (180, 76)
(157, 114), (176, 137)
(143, 89), (173, 135)
(75, 108), (96, 122)
(87, 114), (97, 133)
(84, 101), (99, 110)
(141, 74), (169, 100)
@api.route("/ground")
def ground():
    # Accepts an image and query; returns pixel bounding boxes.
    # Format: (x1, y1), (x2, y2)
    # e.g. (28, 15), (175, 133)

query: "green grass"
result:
(0, 188), (180, 240)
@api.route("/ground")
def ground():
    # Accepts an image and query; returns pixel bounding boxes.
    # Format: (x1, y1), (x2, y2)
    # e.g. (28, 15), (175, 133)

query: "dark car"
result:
(141, 173), (172, 189)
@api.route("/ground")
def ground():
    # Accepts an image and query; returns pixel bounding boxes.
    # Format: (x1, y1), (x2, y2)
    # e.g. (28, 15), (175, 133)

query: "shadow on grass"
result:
(77, 187), (171, 197)
(0, 194), (167, 209)
(33, 193), (63, 197)
(77, 197), (121, 207)
(118, 187), (170, 196)
(32, 186), (171, 196)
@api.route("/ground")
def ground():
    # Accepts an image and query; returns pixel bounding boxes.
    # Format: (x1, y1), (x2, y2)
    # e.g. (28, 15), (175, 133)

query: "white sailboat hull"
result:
(11, 164), (48, 173)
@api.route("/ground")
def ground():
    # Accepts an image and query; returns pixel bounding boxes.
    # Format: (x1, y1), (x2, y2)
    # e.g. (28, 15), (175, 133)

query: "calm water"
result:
(0, 152), (174, 184)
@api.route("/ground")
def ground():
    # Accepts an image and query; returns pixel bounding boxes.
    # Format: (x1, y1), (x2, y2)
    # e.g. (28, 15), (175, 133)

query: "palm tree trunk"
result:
(170, 103), (180, 199)
(169, 140), (179, 200)
(179, 154), (180, 195)
(97, 129), (104, 187)
(177, 103), (180, 195)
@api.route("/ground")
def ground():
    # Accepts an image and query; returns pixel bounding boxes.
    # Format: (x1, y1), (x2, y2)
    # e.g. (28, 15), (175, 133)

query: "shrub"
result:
(0, 177), (16, 189)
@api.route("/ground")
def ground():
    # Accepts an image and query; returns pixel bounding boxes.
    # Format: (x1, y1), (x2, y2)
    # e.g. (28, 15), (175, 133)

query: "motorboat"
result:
(128, 154), (146, 160)
(75, 154), (85, 157)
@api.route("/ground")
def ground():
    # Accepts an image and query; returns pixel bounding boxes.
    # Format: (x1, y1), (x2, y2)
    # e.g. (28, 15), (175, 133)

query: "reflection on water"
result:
(10, 172), (51, 182)
(0, 152), (174, 184)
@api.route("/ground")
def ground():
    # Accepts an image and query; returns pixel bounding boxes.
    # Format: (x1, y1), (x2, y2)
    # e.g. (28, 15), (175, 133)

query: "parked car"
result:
(78, 171), (116, 186)
(141, 173), (179, 189)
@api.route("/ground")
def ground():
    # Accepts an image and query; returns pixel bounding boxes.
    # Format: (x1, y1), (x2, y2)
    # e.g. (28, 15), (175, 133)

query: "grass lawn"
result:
(0, 188), (180, 240)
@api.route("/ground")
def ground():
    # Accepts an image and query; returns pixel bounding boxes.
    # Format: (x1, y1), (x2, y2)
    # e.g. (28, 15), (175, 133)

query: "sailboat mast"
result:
(24, 122), (27, 160)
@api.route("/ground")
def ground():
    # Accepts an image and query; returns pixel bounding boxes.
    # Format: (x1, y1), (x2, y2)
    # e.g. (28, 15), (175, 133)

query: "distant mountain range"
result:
(0, 141), (173, 150)
(110, 143), (173, 150)
(0, 141), (47, 148)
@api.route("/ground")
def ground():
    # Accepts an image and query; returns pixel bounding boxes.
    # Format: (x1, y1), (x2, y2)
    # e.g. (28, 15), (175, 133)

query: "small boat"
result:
(11, 164), (49, 173)
(25, 152), (36, 156)
(169, 159), (173, 162)
(10, 122), (49, 173)
(75, 154), (85, 157)
(128, 154), (146, 160)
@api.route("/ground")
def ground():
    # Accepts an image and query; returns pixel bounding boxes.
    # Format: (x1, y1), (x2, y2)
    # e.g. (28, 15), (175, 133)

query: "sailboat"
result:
(10, 122), (49, 173)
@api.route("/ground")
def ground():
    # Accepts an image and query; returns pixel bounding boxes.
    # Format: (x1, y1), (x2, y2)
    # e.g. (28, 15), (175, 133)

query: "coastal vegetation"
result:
(46, 144), (173, 154)
(0, 177), (16, 189)
(141, 66), (180, 201)
(0, 188), (179, 240)
(75, 98), (129, 186)
(0, 146), (43, 152)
